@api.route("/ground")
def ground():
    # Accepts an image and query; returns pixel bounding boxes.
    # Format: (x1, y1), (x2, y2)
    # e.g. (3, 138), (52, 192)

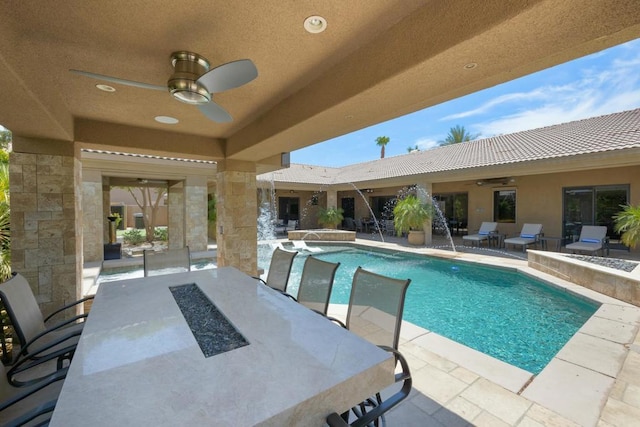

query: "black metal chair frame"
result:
(0, 272), (90, 386)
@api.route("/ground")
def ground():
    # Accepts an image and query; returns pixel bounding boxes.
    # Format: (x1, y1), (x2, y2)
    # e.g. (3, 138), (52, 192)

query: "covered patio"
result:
(2, 2), (640, 426)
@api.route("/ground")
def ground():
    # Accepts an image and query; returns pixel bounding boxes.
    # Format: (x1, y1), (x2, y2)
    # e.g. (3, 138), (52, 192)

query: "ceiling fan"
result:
(70, 51), (258, 123)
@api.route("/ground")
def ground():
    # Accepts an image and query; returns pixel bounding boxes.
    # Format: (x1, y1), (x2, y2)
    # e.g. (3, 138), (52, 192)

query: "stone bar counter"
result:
(49, 267), (394, 426)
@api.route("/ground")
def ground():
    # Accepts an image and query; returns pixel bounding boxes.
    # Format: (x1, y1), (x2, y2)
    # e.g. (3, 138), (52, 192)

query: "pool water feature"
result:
(270, 246), (599, 374)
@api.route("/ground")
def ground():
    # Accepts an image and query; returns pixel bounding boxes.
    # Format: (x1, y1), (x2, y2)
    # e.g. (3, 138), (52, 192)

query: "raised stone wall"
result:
(528, 250), (640, 307)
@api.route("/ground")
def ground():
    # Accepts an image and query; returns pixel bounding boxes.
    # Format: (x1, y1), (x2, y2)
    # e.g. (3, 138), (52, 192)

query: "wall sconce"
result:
(290, 190), (294, 194)
(365, 189), (374, 193)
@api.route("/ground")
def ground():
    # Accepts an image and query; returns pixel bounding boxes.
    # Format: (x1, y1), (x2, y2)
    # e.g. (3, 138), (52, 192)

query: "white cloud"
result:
(414, 138), (440, 151)
(468, 43), (640, 137)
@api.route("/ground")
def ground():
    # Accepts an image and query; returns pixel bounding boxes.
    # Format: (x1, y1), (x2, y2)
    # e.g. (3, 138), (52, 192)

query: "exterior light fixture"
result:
(155, 116), (179, 124)
(304, 15), (327, 33)
(96, 84), (116, 92)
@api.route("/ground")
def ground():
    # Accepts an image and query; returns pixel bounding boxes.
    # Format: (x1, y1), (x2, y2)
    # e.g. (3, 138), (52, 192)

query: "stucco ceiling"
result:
(1, 1), (639, 170)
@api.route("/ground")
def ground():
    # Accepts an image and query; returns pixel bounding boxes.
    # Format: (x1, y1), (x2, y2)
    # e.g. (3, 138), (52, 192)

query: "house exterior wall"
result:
(272, 165), (639, 253)
(110, 187), (168, 228)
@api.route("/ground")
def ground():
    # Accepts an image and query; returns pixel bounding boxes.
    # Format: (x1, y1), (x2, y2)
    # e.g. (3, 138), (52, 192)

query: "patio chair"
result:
(354, 218), (364, 233)
(1, 363), (67, 427)
(383, 219), (395, 236)
(565, 225), (609, 256)
(143, 246), (191, 277)
(256, 247), (298, 293)
(343, 217), (356, 231)
(0, 273), (90, 385)
(503, 223), (543, 252)
(462, 222), (498, 247)
(326, 267), (412, 426)
(293, 257), (340, 315)
(292, 240), (323, 253)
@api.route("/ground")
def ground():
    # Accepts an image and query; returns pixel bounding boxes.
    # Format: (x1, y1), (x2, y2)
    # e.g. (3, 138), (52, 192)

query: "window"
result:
(278, 197), (299, 221)
(370, 196), (397, 219)
(493, 189), (516, 223)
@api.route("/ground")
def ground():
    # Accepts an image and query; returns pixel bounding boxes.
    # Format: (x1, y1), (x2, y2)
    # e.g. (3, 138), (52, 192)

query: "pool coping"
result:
(340, 238), (640, 426)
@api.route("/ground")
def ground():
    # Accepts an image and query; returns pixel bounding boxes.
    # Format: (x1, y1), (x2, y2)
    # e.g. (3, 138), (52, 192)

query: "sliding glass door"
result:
(563, 185), (628, 248)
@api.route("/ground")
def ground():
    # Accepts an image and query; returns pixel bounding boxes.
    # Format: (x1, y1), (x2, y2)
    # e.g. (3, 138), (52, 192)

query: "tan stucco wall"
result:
(432, 165), (639, 243)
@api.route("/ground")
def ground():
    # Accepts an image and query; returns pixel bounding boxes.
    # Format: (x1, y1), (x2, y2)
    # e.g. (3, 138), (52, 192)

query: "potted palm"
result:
(393, 195), (433, 245)
(317, 207), (344, 229)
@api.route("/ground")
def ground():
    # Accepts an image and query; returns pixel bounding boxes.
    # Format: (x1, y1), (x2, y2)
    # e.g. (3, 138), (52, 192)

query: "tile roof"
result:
(261, 108), (640, 185)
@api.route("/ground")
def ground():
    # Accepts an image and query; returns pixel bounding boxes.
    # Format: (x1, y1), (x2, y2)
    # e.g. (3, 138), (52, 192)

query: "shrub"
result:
(154, 227), (168, 241)
(123, 229), (145, 245)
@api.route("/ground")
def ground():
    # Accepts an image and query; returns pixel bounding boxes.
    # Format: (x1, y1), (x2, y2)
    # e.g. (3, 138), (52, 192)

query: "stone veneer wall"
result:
(184, 176), (207, 252)
(216, 163), (258, 276)
(168, 181), (185, 250)
(528, 250), (640, 306)
(9, 142), (82, 317)
(81, 170), (104, 262)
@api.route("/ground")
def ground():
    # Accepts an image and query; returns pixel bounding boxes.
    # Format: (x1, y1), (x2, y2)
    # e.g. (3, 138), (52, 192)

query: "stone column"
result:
(10, 137), (83, 317)
(81, 170), (104, 262)
(167, 181), (185, 250)
(216, 160), (257, 276)
(417, 182), (433, 245)
(184, 175), (208, 252)
(326, 189), (338, 209)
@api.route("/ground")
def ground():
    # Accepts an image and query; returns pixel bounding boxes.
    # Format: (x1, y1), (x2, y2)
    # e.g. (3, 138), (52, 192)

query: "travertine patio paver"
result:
(554, 332), (628, 377)
(521, 359), (616, 426)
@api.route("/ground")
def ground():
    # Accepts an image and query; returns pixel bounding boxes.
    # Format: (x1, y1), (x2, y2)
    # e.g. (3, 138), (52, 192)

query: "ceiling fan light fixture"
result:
(168, 51), (212, 105)
(304, 15), (327, 33)
(168, 79), (211, 104)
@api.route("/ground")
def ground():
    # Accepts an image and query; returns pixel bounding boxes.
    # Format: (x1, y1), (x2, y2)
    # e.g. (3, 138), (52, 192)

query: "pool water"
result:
(273, 246), (599, 374)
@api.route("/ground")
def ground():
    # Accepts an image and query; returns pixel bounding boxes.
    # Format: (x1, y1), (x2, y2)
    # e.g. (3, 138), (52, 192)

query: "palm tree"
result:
(406, 145), (419, 153)
(439, 125), (480, 145)
(375, 136), (390, 158)
(614, 204), (640, 248)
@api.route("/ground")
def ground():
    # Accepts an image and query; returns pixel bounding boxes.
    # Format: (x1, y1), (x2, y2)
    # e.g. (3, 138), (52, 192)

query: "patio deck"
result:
(84, 234), (640, 425)
(322, 233), (640, 426)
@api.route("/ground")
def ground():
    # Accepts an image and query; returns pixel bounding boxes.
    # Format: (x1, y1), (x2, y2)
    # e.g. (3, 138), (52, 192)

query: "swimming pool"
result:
(269, 245), (599, 374)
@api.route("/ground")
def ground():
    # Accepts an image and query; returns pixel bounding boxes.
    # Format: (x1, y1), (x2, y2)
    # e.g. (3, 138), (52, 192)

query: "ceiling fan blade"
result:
(198, 102), (232, 123)
(69, 69), (166, 92)
(197, 59), (258, 93)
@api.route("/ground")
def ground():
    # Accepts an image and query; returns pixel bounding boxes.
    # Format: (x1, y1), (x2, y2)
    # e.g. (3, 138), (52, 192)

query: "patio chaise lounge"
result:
(292, 240), (323, 253)
(503, 223), (543, 252)
(462, 222), (498, 247)
(565, 225), (609, 256)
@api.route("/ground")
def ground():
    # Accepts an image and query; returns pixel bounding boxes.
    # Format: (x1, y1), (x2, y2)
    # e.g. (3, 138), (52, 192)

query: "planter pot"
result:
(407, 230), (425, 245)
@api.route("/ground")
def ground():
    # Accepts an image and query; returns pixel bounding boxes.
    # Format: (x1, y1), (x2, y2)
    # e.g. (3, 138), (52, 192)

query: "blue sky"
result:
(291, 38), (640, 168)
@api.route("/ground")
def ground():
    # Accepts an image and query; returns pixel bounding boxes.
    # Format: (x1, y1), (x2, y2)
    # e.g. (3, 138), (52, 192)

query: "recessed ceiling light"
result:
(464, 62), (478, 70)
(154, 116), (179, 124)
(304, 15), (327, 34)
(96, 84), (116, 92)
